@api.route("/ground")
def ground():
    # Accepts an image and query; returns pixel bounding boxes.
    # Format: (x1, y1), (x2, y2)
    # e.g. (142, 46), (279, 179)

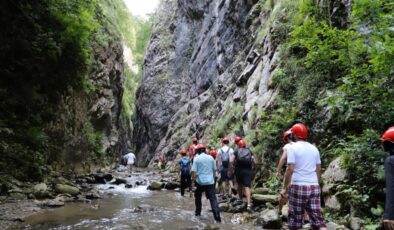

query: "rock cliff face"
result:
(134, 0), (353, 166)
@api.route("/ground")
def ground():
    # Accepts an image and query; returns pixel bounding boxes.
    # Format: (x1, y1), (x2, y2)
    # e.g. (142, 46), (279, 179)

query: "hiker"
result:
(191, 144), (221, 223)
(276, 129), (293, 177)
(381, 127), (394, 230)
(189, 137), (199, 163)
(234, 136), (241, 146)
(281, 123), (326, 230)
(179, 149), (192, 196)
(158, 153), (166, 170)
(229, 139), (255, 211)
(217, 137), (234, 196)
(210, 149), (219, 186)
(123, 151), (136, 175)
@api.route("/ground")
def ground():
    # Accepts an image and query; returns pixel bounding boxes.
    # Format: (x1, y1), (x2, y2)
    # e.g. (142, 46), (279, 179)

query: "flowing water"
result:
(23, 169), (258, 230)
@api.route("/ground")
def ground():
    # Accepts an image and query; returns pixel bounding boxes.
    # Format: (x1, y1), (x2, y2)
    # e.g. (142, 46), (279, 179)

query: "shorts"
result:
(235, 169), (252, 187)
(288, 185), (326, 229)
(219, 167), (232, 182)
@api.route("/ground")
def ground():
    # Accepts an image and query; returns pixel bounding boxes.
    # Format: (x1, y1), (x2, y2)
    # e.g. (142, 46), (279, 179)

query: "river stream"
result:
(22, 169), (258, 230)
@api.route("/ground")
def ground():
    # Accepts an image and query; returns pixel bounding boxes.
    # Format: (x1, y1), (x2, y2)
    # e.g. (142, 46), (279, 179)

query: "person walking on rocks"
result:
(123, 151), (136, 175)
(380, 127), (394, 230)
(189, 137), (199, 163)
(276, 129), (293, 178)
(217, 137), (234, 196)
(281, 123), (326, 230)
(179, 149), (192, 196)
(191, 144), (221, 223)
(229, 140), (255, 211)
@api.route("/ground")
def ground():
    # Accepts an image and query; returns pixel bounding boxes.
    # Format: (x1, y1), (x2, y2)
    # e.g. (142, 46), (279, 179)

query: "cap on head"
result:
(237, 140), (246, 148)
(381, 127), (394, 143)
(290, 123), (308, 140)
(234, 136), (241, 144)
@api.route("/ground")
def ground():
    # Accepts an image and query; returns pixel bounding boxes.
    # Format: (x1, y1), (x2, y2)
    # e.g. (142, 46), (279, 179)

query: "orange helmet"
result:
(210, 150), (217, 159)
(234, 136), (241, 144)
(283, 130), (292, 143)
(222, 137), (230, 144)
(180, 149), (187, 156)
(381, 127), (394, 143)
(238, 140), (246, 148)
(192, 137), (198, 144)
(290, 123), (308, 140)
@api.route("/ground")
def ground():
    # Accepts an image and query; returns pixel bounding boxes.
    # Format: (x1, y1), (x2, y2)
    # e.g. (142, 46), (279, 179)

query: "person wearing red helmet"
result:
(281, 123), (326, 230)
(191, 143), (221, 222)
(381, 127), (394, 229)
(179, 150), (192, 196)
(276, 130), (293, 177)
(217, 137), (234, 196)
(189, 137), (199, 162)
(234, 136), (241, 145)
(229, 140), (255, 211)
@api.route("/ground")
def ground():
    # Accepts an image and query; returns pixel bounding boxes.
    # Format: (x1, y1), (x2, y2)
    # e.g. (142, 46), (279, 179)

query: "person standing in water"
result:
(123, 151), (136, 176)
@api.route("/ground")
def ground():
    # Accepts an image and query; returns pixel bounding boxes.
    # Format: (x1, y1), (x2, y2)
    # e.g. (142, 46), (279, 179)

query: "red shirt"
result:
(189, 144), (197, 160)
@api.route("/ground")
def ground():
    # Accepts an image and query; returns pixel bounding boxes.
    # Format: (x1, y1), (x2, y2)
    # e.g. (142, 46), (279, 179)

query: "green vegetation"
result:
(253, 0), (393, 222)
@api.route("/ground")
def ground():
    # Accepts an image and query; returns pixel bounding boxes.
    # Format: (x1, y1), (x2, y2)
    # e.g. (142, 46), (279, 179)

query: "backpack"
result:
(180, 158), (191, 175)
(236, 148), (253, 167)
(220, 147), (231, 168)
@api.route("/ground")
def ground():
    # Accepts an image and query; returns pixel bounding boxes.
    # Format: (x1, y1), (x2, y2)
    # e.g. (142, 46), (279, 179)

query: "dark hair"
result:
(383, 141), (394, 155)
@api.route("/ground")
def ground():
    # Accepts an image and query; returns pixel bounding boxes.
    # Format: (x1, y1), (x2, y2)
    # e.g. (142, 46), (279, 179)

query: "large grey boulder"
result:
(252, 194), (279, 205)
(147, 181), (163, 190)
(257, 209), (282, 229)
(54, 184), (80, 196)
(33, 183), (50, 199)
(252, 187), (270, 195)
(322, 157), (347, 194)
(164, 181), (180, 190)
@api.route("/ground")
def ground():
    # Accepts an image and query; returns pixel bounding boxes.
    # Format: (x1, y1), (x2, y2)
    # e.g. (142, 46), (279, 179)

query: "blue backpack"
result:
(180, 158), (191, 175)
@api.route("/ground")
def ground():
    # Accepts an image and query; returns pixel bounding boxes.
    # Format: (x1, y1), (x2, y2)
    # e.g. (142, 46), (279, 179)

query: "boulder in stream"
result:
(164, 181), (180, 190)
(252, 187), (271, 195)
(147, 181), (163, 190)
(33, 183), (51, 199)
(86, 189), (101, 199)
(257, 209), (282, 229)
(111, 178), (127, 185)
(252, 194), (279, 205)
(54, 184), (80, 196)
(93, 173), (113, 184)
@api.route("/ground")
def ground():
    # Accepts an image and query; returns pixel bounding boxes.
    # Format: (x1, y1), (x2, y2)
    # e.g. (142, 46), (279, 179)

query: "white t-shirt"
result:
(283, 142), (293, 152)
(217, 145), (234, 168)
(287, 141), (321, 185)
(124, 152), (136, 165)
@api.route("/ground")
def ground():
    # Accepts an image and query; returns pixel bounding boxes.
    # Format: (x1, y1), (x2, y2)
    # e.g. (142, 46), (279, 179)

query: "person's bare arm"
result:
(316, 164), (322, 184)
(283, 164), (294, 192)
(191, 171), (196, 182)
(276, 149), (288, 177)
(228, 154), (235, 177)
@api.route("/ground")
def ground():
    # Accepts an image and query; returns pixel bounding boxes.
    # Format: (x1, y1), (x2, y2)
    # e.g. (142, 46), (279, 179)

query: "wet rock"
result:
(219, 202), (230, 212)
(125, 184), (133, 188)
(9, 192), (27, 200)
(54, 194), (74, 202)
(54, 184), (80, 196)
(164, 181), (180, 190)
(111, 178), (127, 185)
(93, 173), (113, 184)
(252, 187), (270, 195)
(147, 181), (163, 190)
(349, 217), (363, 230)
(131, 204), (156, 213)
(37, 199), (65, 208)
(252, 194), (279, 205)
(257, 209), (282, 229)
(54, 177), (74, 186)
(327, 221), (347, 230)
(33, 183), (50, 199)
(86, 189), (101, 199)
(204, 225), (220, 230)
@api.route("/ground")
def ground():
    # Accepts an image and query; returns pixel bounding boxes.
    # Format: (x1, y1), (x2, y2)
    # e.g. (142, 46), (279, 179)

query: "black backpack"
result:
(236, 148), (253, 167)
(180, 158), (191, 175)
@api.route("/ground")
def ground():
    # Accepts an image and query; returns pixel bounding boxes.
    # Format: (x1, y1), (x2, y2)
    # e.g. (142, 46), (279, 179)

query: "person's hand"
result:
(275, 171), (280, 178)
(384, 220), (394, 230)
(280, 188), (288, 199)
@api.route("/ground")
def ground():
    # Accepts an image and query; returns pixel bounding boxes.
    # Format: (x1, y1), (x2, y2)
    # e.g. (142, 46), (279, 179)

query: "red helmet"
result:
(222, 137), (230, 144)
(238, 140), (246, 148)
(290, 123), (308, 140)
(192, 137), (198, 143)
(381, 127), (394, 143)
(210, 150), (217, 159)
(180, 150), (187, 156)
(234, 136), (241, 144)
(283, 130), (292, 143)
(196, 144), (205, 150)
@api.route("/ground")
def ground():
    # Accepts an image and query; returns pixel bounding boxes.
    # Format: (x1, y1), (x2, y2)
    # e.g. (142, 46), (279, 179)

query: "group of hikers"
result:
(176, 124), (394, 229)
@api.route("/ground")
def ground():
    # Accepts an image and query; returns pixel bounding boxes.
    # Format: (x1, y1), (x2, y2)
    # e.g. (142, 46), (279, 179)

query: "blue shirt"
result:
(191, 153), (216, 185)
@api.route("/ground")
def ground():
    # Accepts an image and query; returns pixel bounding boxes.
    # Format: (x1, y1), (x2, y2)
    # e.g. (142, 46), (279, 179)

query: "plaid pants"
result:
(288, 185), (326, 229)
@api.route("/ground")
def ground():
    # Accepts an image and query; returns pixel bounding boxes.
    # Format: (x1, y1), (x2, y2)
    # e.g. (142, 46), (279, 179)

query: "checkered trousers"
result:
(288, 185), (326, 229)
